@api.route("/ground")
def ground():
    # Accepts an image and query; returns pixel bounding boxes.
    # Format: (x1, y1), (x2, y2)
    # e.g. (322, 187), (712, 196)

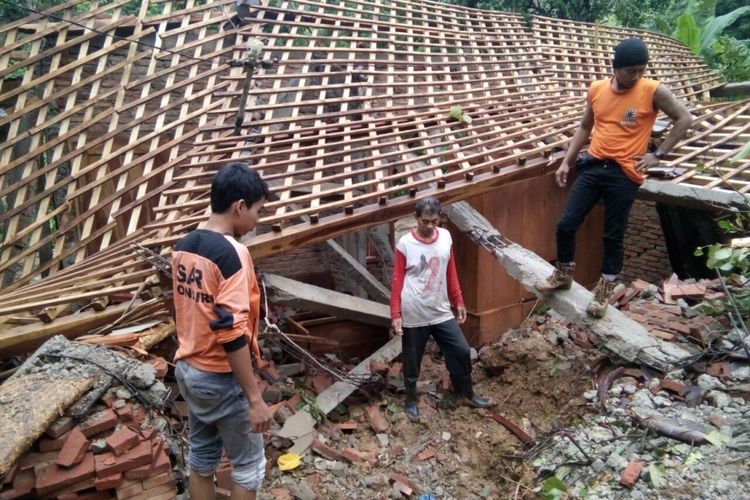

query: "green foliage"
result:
(541, 476), (567, 500)
(648, 462), (667, 487)
(300, 395), (326, 424)
(448, 105), (472, 124)
(662, 0), (750, 82)
(675, 12), (702, 53)
(440, 0), (750, 82)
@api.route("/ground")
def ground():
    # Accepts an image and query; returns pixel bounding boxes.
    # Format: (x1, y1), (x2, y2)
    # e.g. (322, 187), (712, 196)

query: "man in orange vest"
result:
(536, 38), (693, 317)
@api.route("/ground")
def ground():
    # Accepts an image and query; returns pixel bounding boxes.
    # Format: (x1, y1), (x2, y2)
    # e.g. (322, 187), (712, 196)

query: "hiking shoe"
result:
(404, 398), (420, 422)
(460, 395), (494, 409)
(535, 262), (575, 295)
(586, 278), (619, 318)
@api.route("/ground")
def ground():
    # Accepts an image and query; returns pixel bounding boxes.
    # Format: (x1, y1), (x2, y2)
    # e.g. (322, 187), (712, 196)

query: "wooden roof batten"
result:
(0, 0), (747, 353)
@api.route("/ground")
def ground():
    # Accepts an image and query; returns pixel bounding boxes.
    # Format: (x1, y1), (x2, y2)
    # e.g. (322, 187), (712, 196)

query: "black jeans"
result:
(402, 318), (473, 398)
(556, 156), (640, 275)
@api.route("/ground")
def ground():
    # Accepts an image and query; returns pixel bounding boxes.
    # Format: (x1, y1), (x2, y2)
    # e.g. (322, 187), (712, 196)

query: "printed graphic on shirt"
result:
(621, 107), (637, 126)
(422, 255), (443, 294)
(174, 263), (214, 304)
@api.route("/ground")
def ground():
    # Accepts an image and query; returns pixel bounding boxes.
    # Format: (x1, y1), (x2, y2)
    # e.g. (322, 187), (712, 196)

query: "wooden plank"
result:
(262, 273), (390, 328)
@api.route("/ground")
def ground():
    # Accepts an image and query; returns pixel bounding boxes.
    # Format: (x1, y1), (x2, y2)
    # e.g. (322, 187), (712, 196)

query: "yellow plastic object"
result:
(277, 452), (301, 471)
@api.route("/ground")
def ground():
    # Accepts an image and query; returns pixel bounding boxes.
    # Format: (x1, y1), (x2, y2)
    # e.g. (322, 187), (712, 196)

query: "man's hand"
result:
(634, 152), (660, 173)
(391, 317), (403, 336)
(555, 163), (570, 188)
(456, 305), (467, 324)
(248, 399), (272, 433)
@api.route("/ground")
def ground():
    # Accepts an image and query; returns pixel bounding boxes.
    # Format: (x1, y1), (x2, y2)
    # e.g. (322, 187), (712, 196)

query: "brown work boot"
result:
(535, 262), (575, 295)
(586, 278), (619, 318)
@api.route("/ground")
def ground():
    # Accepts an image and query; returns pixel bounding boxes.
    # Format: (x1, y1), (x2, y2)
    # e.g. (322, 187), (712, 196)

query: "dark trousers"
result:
(556, 158), (640, 275)
(402, 318), (473, 398)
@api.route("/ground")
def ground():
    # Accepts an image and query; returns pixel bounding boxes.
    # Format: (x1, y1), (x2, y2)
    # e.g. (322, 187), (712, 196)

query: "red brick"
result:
(59, 491), (111, 500)
(46, 417), (76, 439)
(660, 379), (688, 396)
(79, 410), (118, 438)
(19, 451), (57, 470)
(620, 460), (643, 488)
(39, 431), (70, 452)
(285, 394), (301, 413)
(393, 480), (413, 496)
(11, 468), (34, 495)
(105, 428), (140, 456)
(306, 472), (322, 487)
(364, 405), (390, 433)
(146, 357), (169, 379)
(335, 422), (358, 432)
(57, 427), (91, 468)
(94, 472), (123, 491)
(261, 362), (281, 383)
(415, 448), (436, 461)
(123, 448), (170, 480)
(706, 361), (731, 379)
(389, 472), (419, 495)
(271, 487), (294, 500)
(667, 321), (691, 335)
(650, 330), (676, 341)
(114, 404), (133, 422)
(624, 312), (648, 324)
(310, 374), (334, 395)
(142, 471), (174, 490)
(341, 448), (378, 467)
(35, 453), (96, 496)
(94, 441), (151, 478)
(123, 483), (176, 500)
(139, 427), (156, 441)
(311, 439), (344, 461)
(114, 480), (143, 499)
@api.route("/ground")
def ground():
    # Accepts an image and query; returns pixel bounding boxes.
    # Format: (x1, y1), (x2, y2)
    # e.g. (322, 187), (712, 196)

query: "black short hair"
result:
(414, 196), (441, 216)
(210, 162), (272, 213)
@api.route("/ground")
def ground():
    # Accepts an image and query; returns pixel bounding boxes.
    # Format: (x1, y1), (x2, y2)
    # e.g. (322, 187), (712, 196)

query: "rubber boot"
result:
(404, 385), (419, 422)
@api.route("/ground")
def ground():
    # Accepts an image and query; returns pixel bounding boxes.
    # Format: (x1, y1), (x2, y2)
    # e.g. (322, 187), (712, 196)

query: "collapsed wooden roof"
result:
(0, 0), (747, 353)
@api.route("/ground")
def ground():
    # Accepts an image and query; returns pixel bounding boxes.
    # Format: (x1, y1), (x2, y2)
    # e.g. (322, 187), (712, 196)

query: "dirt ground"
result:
(262, 330), (597, 499)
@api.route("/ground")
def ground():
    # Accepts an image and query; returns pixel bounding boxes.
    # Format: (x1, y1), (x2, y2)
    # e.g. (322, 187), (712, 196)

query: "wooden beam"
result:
(710, 81), (750, 98)
(443, 200), (693, 373)
(326, 238), (391, 303)
(262, 273), (390, 328)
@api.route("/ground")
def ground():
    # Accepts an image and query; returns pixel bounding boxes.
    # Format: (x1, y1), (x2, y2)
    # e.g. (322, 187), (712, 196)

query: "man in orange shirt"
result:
(536, 38), (692, 317)
(172, 162), (273, 499)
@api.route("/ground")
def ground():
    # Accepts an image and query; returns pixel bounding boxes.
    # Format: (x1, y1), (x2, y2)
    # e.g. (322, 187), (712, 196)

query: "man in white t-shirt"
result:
(390, 197), (492, 421)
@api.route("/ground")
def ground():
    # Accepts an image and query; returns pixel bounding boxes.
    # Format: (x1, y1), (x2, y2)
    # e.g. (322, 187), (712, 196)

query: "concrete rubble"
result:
(0, 270), (747, 499)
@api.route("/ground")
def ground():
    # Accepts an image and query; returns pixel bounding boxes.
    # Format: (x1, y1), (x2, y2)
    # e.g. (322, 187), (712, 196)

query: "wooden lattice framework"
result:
(0, 0), (747, 353)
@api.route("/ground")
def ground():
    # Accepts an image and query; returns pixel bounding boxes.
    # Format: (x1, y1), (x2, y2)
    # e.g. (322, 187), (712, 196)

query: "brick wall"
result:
(621, 200), (672, 284)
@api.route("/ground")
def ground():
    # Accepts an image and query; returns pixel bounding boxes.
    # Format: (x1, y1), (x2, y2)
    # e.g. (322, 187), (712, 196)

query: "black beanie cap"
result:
(612, 38), (649, 69)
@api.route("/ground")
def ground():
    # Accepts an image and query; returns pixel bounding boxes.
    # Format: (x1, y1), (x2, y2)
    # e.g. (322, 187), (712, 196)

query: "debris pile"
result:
(0, 336), (178, 500)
